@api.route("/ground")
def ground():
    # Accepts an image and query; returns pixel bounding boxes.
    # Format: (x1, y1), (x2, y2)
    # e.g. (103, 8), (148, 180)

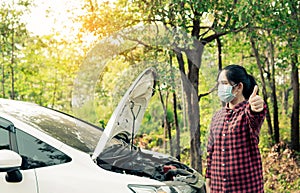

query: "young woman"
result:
(205, 64), (267, 193)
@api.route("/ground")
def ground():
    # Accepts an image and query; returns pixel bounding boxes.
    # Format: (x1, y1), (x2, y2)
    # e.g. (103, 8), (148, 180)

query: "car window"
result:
(16, 129), (71, 170)
(0, 129), (10, 150)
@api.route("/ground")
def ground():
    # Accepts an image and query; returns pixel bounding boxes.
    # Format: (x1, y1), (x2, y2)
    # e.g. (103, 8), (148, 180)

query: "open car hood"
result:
(92, 68), (156, 160)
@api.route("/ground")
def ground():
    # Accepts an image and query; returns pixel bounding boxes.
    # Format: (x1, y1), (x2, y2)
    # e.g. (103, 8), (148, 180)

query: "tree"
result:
(287, 0), (299, 152)
(0, 0), (32, 99)
(128, 0), (268, 173)
(250, 0), (300, 150)
(77, 1), (299, 174)
(248, 31), (279, 143)
(78, 0), (274, 172)
(20, 35), (82, 111)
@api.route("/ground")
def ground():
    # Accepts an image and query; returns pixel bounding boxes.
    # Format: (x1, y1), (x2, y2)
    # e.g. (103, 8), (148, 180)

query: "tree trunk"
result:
(250, 37), (274, 140)
(173, 91), (181, 161)
(282, 87), (292, 115)
(170, 53), (181, 161)
(269, 39), (280, 143)
(10, 30), (15, 100)
(216, 37), (223, 71)
(188, 60), (201, 173)
(290, 52), (299, 151)
(289, 0), (300, 152)
(176, 52), (201, 173)
(10, 65), (15, 99)
(167, 109), (174, 156)
(1, 62), (5, 98)
(52, 70), (58, 108)
(158, 88), (173, 155)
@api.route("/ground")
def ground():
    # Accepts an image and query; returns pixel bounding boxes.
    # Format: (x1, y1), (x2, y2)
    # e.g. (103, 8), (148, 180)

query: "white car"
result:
(0, 68), (204, 193)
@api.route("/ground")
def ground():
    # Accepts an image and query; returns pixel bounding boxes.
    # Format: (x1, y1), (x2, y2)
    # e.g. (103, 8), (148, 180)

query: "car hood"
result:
(92, 68), (156, 160)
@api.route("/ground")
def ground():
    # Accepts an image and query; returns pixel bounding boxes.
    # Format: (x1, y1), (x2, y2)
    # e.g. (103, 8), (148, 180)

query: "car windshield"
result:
(0, 99), (103, 154)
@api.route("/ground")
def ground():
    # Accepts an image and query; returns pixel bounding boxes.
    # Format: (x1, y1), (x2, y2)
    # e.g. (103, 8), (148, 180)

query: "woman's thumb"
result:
(250, 85), (258, 99)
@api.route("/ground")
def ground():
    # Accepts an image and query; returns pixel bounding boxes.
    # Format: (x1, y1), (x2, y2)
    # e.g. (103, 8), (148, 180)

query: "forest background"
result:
(0, 0), (299, 192)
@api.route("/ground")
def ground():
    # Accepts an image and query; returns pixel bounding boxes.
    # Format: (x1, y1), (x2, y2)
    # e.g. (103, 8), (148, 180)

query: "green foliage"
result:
(78, 0), (139, 41)
(139, 96), (164, 134)
(0, 0), (298, 191)
(0, 0), (83, 113)
(15, 35), (83, 112)
(0, 0), (32, 99)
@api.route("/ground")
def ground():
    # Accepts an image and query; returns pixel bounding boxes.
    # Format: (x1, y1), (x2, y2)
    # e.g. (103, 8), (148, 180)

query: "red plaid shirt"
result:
(205, 101), (266, 193)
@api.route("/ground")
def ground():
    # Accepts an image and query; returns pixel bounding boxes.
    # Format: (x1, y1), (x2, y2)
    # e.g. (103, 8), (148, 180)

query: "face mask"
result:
(218, 84), (236, 103)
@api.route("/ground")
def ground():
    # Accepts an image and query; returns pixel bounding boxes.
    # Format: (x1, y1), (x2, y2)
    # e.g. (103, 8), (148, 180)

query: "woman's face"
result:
(218, 70), (245, 103)
(217, 70), (240, 102)
(218, 70), (230, 86)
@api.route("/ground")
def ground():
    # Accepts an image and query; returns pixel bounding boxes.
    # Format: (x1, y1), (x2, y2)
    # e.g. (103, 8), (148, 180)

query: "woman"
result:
(205, 65), (267, 193)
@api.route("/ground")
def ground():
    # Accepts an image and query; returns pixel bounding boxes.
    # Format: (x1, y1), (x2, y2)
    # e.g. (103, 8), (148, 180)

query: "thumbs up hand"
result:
(249, 85), (264, 112)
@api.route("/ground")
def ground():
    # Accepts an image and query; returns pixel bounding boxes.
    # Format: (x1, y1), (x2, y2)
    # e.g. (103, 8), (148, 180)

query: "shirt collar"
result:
(225, 100), (247, 112)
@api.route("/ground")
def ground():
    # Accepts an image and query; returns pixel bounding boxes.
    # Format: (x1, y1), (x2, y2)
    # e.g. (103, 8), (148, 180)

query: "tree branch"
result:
(198, 83), (217, 101)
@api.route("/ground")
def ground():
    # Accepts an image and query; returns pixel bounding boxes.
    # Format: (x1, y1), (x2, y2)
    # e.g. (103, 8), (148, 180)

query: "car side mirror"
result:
(0, 150), (23, 183)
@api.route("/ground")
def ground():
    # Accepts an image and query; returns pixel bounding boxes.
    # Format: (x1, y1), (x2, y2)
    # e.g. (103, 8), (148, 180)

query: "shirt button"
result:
(223, 178), (227, 182)
(222, 148), (225, 152)
(223, 134), (226, 136)
(222, 163), (225, 166)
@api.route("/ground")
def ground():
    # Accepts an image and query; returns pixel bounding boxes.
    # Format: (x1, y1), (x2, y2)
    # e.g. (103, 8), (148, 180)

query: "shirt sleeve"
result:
(245, 102), (267, 137)
(205, 115), (216, 179)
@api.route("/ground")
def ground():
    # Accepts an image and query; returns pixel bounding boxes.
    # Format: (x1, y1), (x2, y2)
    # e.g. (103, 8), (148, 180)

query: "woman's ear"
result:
(238, 82), (243, 90)
(236, 82), (244, 94)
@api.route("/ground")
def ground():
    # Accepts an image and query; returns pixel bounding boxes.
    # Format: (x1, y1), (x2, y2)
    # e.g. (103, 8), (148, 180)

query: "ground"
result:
(263, 141), (300, 193)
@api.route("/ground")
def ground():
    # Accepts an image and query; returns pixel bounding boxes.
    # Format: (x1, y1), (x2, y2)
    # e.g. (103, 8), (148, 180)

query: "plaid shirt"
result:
(205, 101), (266, 193)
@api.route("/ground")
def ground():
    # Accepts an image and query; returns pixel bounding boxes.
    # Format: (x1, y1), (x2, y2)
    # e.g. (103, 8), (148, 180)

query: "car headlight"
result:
(128, 184), (196, 193)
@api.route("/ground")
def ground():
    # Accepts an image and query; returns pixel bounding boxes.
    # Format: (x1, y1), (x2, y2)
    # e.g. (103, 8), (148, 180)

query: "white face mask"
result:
(218, 84), (236, 103)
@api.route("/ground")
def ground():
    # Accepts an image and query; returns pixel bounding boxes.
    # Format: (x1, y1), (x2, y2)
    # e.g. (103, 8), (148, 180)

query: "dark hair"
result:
(219, 64), (257, 99)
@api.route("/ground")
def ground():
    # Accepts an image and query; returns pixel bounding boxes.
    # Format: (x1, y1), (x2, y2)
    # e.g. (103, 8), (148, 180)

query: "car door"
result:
(0, 117), (38, 193)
